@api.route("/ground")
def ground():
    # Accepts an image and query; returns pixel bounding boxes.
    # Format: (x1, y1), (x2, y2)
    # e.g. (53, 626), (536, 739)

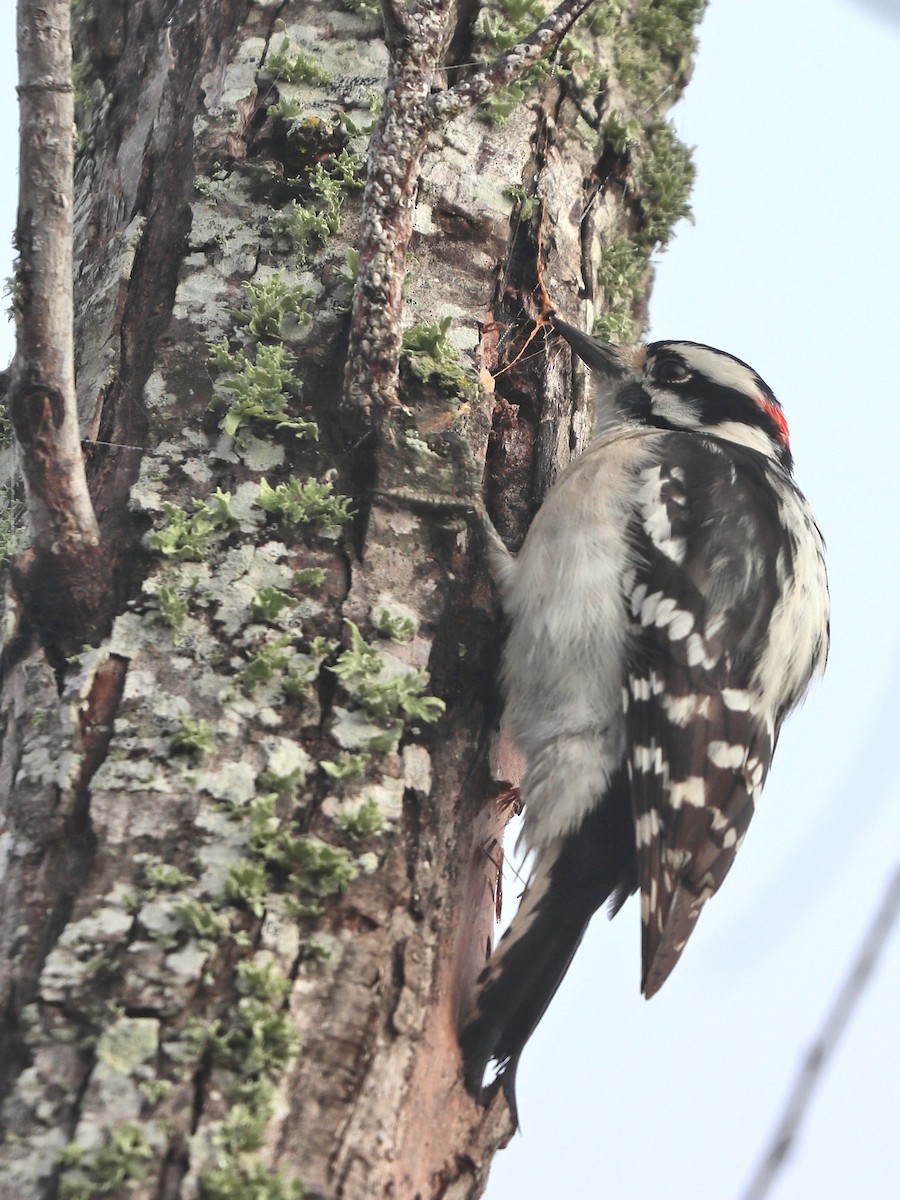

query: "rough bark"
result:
(0, 1), (704, 1197)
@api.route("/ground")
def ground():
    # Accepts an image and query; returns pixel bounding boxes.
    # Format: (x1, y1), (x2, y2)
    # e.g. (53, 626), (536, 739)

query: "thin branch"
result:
(741, 862), (900, 1200)
(9, 0), (106, 641)
(427, 0), (597, 125)
(344, 0), (600, 416)
(381, 0), (413, 42)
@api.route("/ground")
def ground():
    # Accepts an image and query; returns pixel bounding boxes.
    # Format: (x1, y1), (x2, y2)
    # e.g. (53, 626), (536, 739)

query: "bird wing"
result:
(624, 435), (782, 997)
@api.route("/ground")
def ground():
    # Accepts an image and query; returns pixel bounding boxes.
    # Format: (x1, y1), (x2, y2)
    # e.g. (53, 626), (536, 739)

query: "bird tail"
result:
(459, 772), (635, 1122)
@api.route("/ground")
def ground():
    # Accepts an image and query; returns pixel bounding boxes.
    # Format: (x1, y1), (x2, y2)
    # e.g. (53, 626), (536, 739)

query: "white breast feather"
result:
(500, 434), (656, 852)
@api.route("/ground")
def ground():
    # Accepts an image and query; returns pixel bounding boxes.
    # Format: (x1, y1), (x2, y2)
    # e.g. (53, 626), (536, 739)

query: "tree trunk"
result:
(0, 1), (703, 1197)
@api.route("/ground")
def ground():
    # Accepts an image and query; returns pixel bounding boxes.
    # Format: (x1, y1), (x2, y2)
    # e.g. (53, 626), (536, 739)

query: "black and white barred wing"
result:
(625, 437), (784, 997)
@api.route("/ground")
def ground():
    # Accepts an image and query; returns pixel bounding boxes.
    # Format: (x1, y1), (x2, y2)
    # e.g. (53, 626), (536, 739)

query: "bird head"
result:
(552, 316), (793, 472)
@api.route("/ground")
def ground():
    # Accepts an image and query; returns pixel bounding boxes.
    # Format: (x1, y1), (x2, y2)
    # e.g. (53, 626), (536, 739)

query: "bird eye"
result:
(654, 358), (691, 385)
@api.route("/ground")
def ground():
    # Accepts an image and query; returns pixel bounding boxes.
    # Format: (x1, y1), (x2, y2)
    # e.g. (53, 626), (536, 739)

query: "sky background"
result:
(488, 2), (900, 1198)
(1, 1), (899, 1198)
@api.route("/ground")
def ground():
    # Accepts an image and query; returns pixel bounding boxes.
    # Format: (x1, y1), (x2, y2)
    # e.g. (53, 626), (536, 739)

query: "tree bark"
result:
(9, 0), (107, 651)
(0, 1), (704, 1197)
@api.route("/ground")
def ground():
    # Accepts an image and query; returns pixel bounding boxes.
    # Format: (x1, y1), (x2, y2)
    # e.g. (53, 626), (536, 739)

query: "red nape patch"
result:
(760, 398), (790, 446)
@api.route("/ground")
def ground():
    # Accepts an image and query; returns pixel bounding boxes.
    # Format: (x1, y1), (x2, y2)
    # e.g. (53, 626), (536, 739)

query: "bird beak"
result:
(551, 317), (629, 377)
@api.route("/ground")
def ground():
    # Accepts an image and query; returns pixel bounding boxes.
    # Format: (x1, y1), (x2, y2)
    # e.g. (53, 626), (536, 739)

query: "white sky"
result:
(2, 2), (899, 1198)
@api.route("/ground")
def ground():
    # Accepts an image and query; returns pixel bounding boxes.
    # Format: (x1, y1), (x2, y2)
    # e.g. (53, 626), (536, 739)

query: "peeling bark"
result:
(0, 1), (704, 1197)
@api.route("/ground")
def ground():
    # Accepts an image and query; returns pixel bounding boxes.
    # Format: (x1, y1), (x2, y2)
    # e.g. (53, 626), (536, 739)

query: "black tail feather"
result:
(459, 772), (636, 1119)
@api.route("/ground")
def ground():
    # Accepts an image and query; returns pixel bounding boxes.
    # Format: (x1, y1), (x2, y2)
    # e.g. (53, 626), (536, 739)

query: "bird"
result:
(459, 316), (830, 1119)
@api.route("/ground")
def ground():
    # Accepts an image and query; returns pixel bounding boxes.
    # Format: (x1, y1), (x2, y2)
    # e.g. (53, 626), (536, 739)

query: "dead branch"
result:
(343, 0), (597, 416)
(430, 0), (598, 122)
(741, 862), (900, 1200)
(9, 0), (107, 645)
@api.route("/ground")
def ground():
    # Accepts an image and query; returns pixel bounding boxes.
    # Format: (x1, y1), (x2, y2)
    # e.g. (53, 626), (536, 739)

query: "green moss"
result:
(602, 110), (643, 157)
(271, 201), (332, 260)
(311, 151), (365, 199)
(609, 0), (707, 109)
(293, 566), (326, 588)
(252, 586), (298, 624)
(320, 751), (370, 786)
(264, 33), (330, 86)
(480, 80), (529, 123)
(271, 152), (363, 262)
(401, 317), (475, 394)
(300, 936), (332, 963)
(592, 308), (642, 344)
(144, 861), (196, 891)
(282, 897), (323, 920)
(362, 726), (404, 753)
(236, 960), (292, 1004)
(150, 501), (219, 561)
(281, 836), (358, 896)
(173, 898), (234, 945)
(243, 794), (280, 857)
(332, 622), (445, 725)
(585, 0), (627, 36)
(0, 394), (12, 450)
(149, 489), (239, 563)
(627, 0), (707, 90)
(335, 798), (384, 840)
(267, 95), (305, 121)
(255, 476), (353, 529)
(140, 1078), (175, 1104)
(238, 635), (291, 688)
(200, 1159), (305, 1200)
(211, 997), (297, 1076)
(505, 185), (540, 221)
(209, 1097), (268, 1155)
(233, 275), (314, 340)
(71, 58), (96, 150)
(209, 342), (318, 446)
(225, 860), (270, 917)
(636, 120), (695, 248)
(239, 634), (315, 693)
(400, 316), (453, 362)
(344, 0), (381, 22)
(59, 1122), (153, 1199)
(156, 582), (190, 634)
(375, 608), (415, 643)
(329, 621), (379, 687)
(308, 635), (337, 661)
(210, 490), (241, 524)
(241, 799), (358, 898)
(598, 236), (649, 307)
(593, 235), (651, 343)
(336, 247), (360, 288)
(170, 715), (216, 756)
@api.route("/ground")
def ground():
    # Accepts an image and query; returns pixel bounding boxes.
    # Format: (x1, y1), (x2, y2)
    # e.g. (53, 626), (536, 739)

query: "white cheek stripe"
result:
(661, 345), (762, 397)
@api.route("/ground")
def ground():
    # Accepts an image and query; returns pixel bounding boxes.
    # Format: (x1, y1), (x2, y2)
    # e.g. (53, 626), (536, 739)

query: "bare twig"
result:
(9, 0), (106, 641)
(429, 0), (597, 124)
(342, 0), (446, 415)
(741, 862), (900, 1200)
(343, 0), (597, 416)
